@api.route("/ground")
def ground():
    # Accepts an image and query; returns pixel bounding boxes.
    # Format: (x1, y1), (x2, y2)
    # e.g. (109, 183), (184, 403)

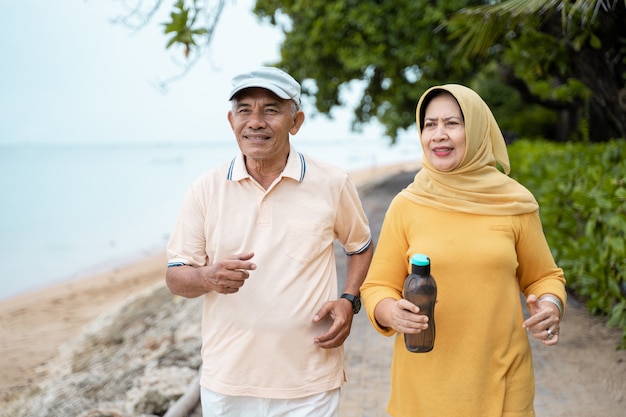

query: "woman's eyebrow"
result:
(424, 116), (462, 121)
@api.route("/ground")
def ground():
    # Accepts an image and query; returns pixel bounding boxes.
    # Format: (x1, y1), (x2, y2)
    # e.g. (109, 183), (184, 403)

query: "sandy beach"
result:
(0, 161), (420, 398)
(0, 253), (167, 395)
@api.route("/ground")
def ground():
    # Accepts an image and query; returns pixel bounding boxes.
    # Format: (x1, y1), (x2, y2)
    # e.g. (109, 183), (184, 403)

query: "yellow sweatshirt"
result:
(361, 196), (566, 417)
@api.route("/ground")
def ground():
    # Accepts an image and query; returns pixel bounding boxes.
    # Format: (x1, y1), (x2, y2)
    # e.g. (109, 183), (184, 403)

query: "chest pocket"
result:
(285, 219), (332, 264)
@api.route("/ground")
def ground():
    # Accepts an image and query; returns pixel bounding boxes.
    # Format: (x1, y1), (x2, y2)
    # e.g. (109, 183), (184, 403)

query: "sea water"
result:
(0, 137), (421, 299)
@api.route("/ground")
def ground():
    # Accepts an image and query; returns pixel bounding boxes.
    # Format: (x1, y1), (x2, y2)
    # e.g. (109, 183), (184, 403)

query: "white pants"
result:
(200, 386), (340, 417)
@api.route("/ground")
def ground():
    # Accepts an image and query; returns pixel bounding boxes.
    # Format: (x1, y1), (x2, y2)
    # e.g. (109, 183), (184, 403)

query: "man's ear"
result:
(227, 110), (235, 130)
(290, 111), (305, 135)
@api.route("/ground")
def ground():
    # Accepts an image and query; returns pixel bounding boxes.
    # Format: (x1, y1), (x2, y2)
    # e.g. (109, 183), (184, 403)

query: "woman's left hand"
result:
(522, 294), (561, 346)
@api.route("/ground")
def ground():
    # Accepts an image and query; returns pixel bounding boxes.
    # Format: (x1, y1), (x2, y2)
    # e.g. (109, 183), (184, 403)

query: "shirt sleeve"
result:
(515, 211), (567, 309)
(167, 182), (209, 267)
(360, 195), (408, 336)
(334, 175), (372, 255)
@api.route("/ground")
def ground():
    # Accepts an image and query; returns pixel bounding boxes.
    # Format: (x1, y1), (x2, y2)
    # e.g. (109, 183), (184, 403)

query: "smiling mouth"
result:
(245, 135), (270, 141)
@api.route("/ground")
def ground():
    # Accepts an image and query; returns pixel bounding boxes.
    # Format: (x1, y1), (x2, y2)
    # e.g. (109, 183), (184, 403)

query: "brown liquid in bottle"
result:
(403, 254), (437, 353)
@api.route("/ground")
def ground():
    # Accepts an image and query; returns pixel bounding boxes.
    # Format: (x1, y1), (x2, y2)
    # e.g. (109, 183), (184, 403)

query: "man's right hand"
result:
(165, 252), (256, 298)
(205, 252), (257, 294)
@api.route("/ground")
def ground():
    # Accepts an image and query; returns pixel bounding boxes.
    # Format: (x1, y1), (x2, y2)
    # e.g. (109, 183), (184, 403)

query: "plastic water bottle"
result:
(403, 254), (437, 353)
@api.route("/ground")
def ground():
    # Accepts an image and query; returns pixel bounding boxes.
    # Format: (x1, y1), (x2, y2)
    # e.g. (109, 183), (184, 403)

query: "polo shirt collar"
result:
(227, 144), (306, 183)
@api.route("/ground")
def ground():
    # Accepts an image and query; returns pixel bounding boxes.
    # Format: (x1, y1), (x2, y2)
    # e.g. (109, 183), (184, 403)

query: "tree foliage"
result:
(447, 0), (626, 142)
(251, 0), (626, 142)
(509, 138), (626, 348)
(253, 0), (486, 142)
(110, 0), (227, 89)
(163, 0), (210, 57)
(112, 0), (626, 142)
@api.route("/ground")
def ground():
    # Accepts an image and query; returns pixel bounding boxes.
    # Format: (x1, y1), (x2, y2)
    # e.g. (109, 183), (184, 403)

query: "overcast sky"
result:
(0, 0), (404, 145)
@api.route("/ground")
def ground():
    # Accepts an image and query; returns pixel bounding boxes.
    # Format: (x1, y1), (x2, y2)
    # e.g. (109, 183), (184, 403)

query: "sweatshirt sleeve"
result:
(360, 195), (410, 336)
(515, 211), (567, 311)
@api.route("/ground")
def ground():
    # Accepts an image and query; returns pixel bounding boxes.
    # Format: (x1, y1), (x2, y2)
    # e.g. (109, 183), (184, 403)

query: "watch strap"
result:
(340, 293), (361, 314)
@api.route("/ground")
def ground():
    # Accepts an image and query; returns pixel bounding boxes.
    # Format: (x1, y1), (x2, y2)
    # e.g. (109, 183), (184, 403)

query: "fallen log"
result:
(163, 370), (201, 417)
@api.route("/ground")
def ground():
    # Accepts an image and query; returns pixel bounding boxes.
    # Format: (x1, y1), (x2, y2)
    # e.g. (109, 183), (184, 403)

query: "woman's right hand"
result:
(375, 298), (429, 334)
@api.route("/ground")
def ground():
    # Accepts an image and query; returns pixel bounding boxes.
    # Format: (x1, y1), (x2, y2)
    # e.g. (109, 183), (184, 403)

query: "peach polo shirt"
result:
(167, 145), (371, 399)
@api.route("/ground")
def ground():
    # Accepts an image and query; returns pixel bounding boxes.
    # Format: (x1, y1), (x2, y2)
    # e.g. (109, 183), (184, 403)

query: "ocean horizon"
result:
(0, 138), (422, 300)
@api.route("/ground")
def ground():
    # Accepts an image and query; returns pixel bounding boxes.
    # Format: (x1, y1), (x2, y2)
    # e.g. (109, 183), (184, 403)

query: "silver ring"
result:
(547, 328), (554, 339)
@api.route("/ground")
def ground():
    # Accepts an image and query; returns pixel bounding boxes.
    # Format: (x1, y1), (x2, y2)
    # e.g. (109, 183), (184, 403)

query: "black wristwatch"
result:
(340, 293), (361, 314)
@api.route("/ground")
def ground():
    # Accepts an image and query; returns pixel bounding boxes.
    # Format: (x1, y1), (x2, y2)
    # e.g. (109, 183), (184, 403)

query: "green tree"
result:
(253, 0), (625, 142)
(253, 0), (486, 142)
(447, 0), (626, 142)
(112, 0), (626, 142)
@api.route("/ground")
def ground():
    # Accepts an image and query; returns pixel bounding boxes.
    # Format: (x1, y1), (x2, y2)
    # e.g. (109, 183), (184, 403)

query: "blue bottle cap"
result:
(410, 254), (430, 266)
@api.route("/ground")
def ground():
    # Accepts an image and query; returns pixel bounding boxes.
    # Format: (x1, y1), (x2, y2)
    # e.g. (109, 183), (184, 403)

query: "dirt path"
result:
(339, 170), (626, 417)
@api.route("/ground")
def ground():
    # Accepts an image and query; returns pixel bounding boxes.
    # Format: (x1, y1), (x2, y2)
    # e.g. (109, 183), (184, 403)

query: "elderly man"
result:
(166, 67), (373, 417)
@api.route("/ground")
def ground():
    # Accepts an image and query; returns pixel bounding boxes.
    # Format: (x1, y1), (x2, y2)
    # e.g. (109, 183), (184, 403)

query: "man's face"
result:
(228, 88), (304, 164)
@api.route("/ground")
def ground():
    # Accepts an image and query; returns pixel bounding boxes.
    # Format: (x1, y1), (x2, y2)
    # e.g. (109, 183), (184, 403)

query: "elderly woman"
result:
(360, 84), (566, 417)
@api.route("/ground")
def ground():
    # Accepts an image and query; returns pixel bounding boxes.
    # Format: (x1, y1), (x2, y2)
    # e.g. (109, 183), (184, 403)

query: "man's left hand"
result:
(312, 300), (354, 349)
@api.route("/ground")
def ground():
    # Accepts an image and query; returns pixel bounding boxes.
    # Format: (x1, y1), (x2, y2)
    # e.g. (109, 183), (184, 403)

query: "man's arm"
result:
(165, 252), (257, 298)
(342, 243), (374, 297)
(313, 243), (373, 348)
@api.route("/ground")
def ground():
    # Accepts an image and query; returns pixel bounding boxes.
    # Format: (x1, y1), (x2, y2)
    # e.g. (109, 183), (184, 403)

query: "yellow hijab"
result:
(400, 84), (538, 215)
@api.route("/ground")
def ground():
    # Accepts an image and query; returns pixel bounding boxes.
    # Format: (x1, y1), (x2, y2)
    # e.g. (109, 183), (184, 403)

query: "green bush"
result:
(508, 139), (626, 349)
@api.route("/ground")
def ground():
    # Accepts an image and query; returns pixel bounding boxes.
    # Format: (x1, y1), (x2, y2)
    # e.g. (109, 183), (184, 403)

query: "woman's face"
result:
(421, 93), (466, 172)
